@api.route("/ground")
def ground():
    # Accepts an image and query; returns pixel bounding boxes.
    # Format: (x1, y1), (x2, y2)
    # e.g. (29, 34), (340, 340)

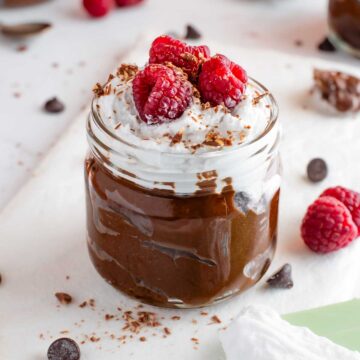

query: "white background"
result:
(0, 0), (358, 210)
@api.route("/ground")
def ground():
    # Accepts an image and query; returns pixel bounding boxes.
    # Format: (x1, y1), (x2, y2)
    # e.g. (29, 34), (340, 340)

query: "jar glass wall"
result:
(85, 79), (281, 308)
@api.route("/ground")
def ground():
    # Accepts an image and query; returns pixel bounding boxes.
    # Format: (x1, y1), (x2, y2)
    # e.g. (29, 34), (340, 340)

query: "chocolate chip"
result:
(185, 25), (202, 40)
(47, 338), (80, 360)
(234, 191), (250, 213)
(318, 37), (336, 52)
(55, 292), (72, 305)
(44, 97), (65, 113)
(0, 273), (2, 285)
(266, 263), (293, 289)
(307, 158), (328, 182)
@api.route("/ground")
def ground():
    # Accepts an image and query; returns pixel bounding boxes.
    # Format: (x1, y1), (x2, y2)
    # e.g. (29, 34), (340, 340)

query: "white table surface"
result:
(0, 0), (359, 211)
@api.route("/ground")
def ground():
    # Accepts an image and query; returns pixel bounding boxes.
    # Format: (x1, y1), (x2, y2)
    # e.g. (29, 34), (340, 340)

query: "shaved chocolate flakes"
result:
(313, 69), (360, 112)
(252, 92), (269, 105)
(116, 64), (139, 80)
(210, 315), (222, 324)
(55, 292), (72, 305)
(93, 83), (105, 97)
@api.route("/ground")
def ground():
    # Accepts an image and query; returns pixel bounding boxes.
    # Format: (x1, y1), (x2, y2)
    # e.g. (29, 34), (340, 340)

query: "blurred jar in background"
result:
(329, 0), (360, 57)
(2, 0), (48, 6)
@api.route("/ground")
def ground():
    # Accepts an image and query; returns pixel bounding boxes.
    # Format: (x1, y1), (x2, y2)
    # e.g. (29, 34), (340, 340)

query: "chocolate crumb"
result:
(139, 336), (146, 342)
(79, 301), (87, 308)
(13, 92), (21, 98)
(89, 299), (95, 307)
(105, 314), (114, 321)
(16, 44), (27, 52)
(267, 263), (294, 289)
(163, 327), (171, 335)
(294, 39), (303, 47)
(318, 37), (336, 52)
(252, 92), (269, 105)
(90, 336), (100, 342)
(55, 292), (72, 305)
(185, 24), (202, 40)
(171, 316), (181, 321)
(0, 273), (2, 285)
(47, 338), (80, 360)
(44, 97), (65, 114)
(200, 311), (208, 316)
(210, 315), (222, 324)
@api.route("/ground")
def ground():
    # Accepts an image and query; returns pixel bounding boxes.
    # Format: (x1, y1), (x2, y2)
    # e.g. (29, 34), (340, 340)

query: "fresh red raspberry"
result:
(83, 0), (114, 17)
(301, 196), (358, 253)
(149, 35), (210, 80)
(320, 186), (360, 233)
(132, 64), (193, 124)
(116, 0), (143, 6)
(198, 54), (247, 109)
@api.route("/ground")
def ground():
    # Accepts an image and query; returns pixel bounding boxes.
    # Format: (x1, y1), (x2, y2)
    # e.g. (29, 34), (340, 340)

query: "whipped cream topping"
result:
(89, 64), (279, 196)
(220, 306), (360, 360)
(94, 65), (271, 154)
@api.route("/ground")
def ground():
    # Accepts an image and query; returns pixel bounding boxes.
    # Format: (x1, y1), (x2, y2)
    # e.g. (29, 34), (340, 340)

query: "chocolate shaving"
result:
(92, 83), (105, 97)
(252, 92), (269, 105)
(55, 292), (72, 305)
(116, 64), (139, 81)
(313, 68), (360, 112)
(210, 315), (222, 324)
(318, 37), (336, 52)
(170, 129), (184, 146)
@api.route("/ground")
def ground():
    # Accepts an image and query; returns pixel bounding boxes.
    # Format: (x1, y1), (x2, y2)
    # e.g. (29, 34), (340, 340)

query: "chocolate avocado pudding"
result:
(329, 0), (360, 56)
(85, 36), (281, 308)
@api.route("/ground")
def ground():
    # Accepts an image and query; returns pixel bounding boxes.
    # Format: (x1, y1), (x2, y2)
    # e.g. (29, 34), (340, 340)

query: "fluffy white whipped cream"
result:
(220, 306), (360, 360)
(94, 68), (271, 154)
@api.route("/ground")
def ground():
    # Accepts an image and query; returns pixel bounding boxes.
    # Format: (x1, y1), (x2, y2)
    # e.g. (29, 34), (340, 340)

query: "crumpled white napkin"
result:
(219, 305), (360, 360)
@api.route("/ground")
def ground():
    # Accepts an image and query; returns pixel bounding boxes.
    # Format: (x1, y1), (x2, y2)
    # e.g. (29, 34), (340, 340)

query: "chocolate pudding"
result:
(329, 0), (360, 56)
(85, 36), (281, 307)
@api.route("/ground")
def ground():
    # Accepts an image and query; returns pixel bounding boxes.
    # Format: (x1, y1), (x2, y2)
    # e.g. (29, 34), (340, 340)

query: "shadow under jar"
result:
(328, 0), (360, 57)
(85, 79), (281, 308)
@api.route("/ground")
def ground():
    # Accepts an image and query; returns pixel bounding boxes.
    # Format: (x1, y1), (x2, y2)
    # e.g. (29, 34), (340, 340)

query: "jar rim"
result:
(88, 77), (279, 160)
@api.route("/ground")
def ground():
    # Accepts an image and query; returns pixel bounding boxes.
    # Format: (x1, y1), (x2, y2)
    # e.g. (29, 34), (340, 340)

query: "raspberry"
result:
(301, 196), (358, 253)
(198, 54), (247, 109)
(149, 35), (210, 80)
(116, 0), (143, 6)
(320, 186), (360, 233)
(132, 64), (193, 124)
(83, 0), (114, 17)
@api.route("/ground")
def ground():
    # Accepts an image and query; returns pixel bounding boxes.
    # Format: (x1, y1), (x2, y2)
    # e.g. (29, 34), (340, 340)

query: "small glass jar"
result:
(328, 0), (360, 57)
(85, 79), (281, 308)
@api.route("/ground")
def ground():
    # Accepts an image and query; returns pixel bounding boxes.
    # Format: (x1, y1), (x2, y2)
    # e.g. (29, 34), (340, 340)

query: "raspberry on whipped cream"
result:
(93, 65), (271, 154)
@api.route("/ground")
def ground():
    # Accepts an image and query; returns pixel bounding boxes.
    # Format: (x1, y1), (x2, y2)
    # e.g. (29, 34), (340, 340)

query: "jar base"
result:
(328, 30), (360, 58)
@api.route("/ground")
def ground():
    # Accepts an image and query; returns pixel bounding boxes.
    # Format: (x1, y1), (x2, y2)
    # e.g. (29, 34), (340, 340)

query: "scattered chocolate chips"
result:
(307, 158), (328, 182)
(313, 69), (360, 113)
(266, 263), (294, 289)
(47, 338), (80, 360)
(318, 37), (336, 52)
(185, 24), (202, 40)
(44, 97), (65, 114)
(55, 292), (72, 305)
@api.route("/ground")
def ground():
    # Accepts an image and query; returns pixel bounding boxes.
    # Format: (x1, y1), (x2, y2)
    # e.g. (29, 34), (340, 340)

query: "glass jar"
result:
(85, 79), (281, 308)
(328, 0), (360, 57)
